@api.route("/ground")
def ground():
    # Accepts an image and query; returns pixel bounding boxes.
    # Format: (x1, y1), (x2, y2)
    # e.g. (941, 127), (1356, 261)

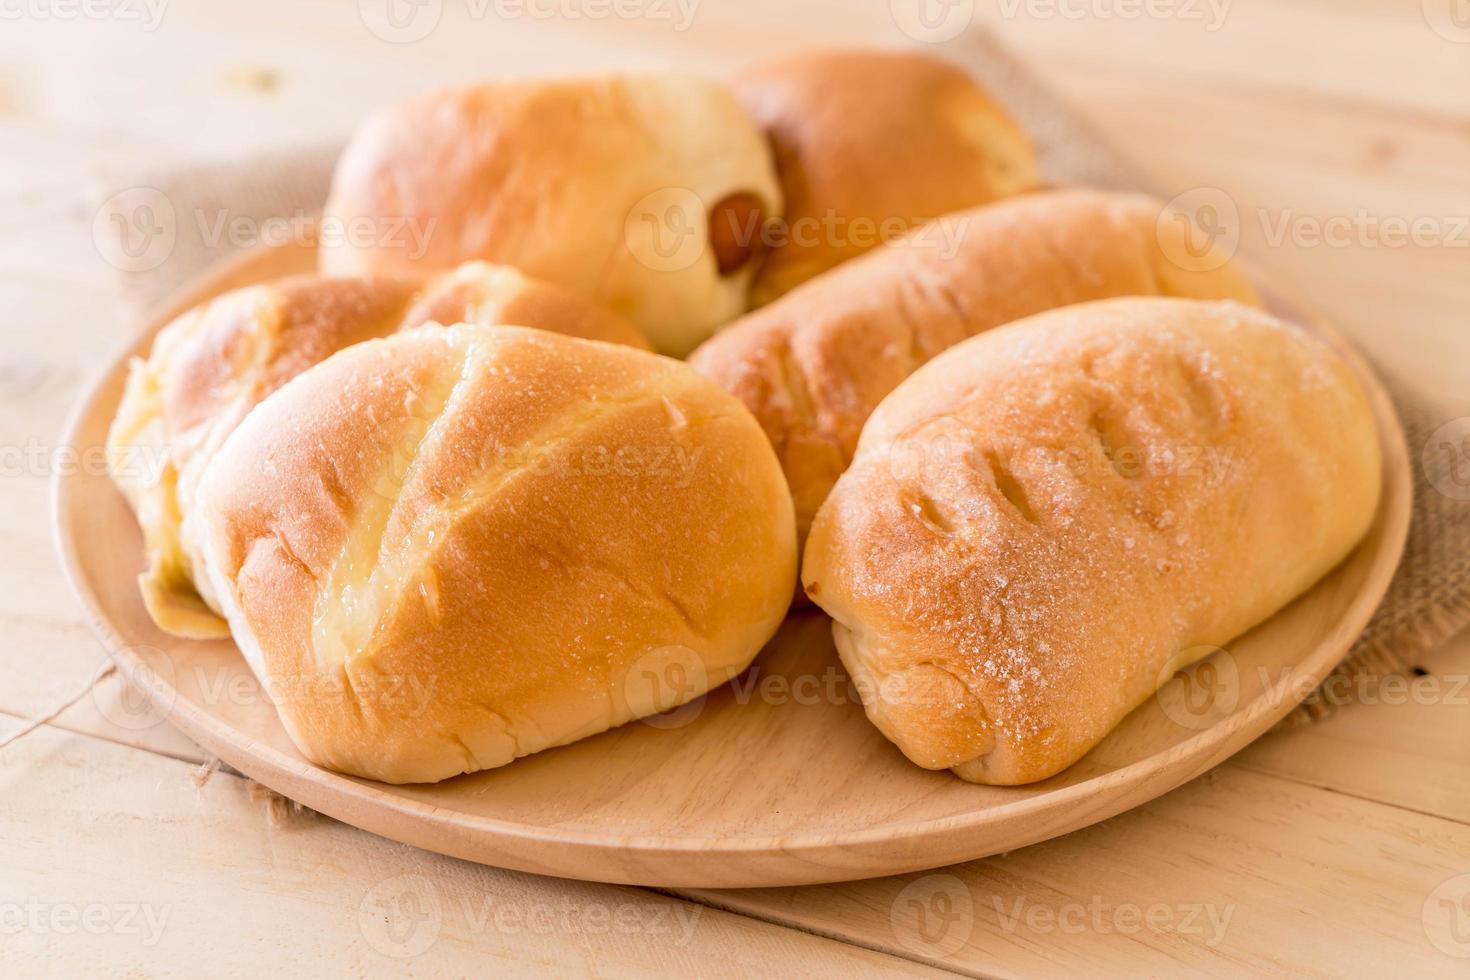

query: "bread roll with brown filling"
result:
(689, 188), (1260, 548)
(192, 325), (797, 783)
(321, 75), (782, 356)
(733, 48), (1040, 303)
(107, 263), (648, 638)
(802, 298), (1381, 785)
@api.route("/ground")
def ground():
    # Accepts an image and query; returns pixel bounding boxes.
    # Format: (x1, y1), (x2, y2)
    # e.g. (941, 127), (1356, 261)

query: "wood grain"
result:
(683, 765), (1470, 977)
(2, 0), (1467, 973)
(0, 726), (953, 978)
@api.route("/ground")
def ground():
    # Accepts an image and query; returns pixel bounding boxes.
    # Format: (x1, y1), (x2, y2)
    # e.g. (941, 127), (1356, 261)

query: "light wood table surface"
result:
(2, 1), (1467, 976)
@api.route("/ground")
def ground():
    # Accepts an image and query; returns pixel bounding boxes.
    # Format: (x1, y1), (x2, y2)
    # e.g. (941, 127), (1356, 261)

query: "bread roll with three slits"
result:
(321, 75), (782, 357)
(689, 188), (1261, 549)
(107, 262), (648, 639)
(192, 325), (797, 783)
(733, 48), (1040, 304)
(802, 298), (1381, 785)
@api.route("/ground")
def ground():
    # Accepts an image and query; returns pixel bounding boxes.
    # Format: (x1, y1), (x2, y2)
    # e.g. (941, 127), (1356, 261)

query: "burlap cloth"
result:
(101, 32), (1470, 728)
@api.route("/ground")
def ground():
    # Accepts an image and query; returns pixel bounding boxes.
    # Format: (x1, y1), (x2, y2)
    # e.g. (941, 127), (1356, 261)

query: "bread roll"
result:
(192, 325), (797, 783)
(689, 188), (1260, 548)
(802, 298), (1381, 785)
(107, 263), (648, 638)
(321, 75), (782, 356)
(734, 48), (1039, 303)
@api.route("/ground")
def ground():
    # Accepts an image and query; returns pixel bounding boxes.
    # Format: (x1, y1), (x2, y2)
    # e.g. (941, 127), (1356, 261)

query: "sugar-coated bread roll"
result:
(192, 325), (797, 783)
(107, 263), (648, 638)
(321, 75), (782, 357)
(802, 298), (1382, 785)
(689, 189), (1260, 548)
(734, 48), (1039, 304)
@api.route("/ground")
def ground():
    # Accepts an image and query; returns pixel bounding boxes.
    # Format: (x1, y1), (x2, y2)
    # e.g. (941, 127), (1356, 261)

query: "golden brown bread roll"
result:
(321, 75), (782, 356)
(689, 188), (1261, 548)
(734, 48), (1040, 303)
(191, 325), (797, 783)
(802, 298), (1382, 785)
(107, 262), (648, 638)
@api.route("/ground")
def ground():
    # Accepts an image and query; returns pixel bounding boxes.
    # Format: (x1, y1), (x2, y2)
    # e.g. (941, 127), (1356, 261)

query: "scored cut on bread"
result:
(107, 263), (649, 638)
(192, 325), (797, 783)
(802, 297), (1382, 784)
(689, 188), (1261, 552)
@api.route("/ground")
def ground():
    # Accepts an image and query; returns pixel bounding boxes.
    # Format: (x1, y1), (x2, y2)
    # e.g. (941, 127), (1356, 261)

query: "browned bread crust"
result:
(734, 48), (1040, 303)
(802, 298), (1381, 784)
(689, 188), (1260, 548)
(322, 75), (782, 355)
(193, 326), (797, 783)
(107, 263), (649, 637)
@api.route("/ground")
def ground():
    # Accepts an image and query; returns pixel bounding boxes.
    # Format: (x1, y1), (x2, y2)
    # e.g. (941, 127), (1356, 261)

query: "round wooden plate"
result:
(53, 239), (1412, 888)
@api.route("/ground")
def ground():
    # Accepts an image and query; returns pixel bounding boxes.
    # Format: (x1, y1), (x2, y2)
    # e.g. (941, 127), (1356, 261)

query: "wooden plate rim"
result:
(50, 243), (1414, 883)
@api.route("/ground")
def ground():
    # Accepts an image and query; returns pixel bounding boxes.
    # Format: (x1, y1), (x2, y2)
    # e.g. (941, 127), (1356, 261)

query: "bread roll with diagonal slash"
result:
(107, 262), (649, 638)
(801, 298), (1381, 785)
(192, 325), (797, 783)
